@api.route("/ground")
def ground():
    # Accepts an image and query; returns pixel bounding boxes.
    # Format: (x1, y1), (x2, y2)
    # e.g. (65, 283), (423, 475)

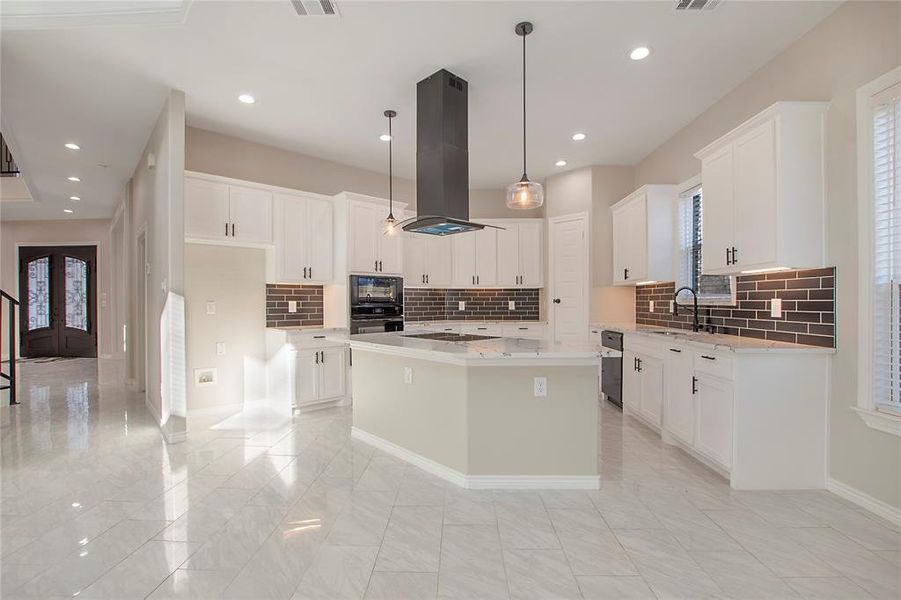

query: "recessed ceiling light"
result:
(69, 196), (81, 201)
(67, 176), (80, 182)
(238, 94), (256, 104)
(555, 160), (567, 167)
(379, 134), (392, 142)
(64, 143), (81, 151)
(571, 133), (586, 141)
(629, 46), (651, 61)
(64, 209), (74, 214)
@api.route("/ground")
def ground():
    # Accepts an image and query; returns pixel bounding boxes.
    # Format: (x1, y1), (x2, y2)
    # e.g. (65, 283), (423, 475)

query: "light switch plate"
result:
(404, 367), (413, 384)
(206, 301), (216, 315)
(770, 297), (783, 318)
(508, 300), (516, 310)
(216, 342), (226, 356)
(288, 300), (297, 313)
(534, 377), (547, 397)
(458, 301), (465, 311)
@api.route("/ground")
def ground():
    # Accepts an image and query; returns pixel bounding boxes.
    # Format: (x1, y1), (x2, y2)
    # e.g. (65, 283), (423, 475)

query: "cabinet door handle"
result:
(472, 275), (475, 285)
(700, 355), (716, 361)
(303, 267), (308, 279)
(231, 223), (235, 237)
(669, 348), (682, 353)
(309, 267), (312, 279)
(426, 274), (429, 284)
(225, 223), (229, 236)
(624, 268), (629, 280)
(633, 357), (638, 371)
(375, 260), (378, 271)
(636, 357), (642, 372)
(320, 351), (325, 364)
(477, 275), (480, 285)
(692, 376), (698, 394)
(731, 247), (737, 264)
(726, 247), (732, 265)
(315, 351), (319, 364)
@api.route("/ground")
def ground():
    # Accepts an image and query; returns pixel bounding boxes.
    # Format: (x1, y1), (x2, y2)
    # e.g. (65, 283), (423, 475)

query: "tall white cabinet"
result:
(695, 101), (828, 274)
(346, 196), (405, 275)
(611, 185), (676, 285)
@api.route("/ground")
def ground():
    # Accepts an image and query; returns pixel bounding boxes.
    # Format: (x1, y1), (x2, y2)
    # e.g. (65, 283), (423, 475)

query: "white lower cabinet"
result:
(292, 345), (347, 409)
(500, 322), (546, 339)
(460, 323), (502, 336)
(693, 372), (734, 470)
(662, 346), (695, 447)
(621, 332), (830, 489)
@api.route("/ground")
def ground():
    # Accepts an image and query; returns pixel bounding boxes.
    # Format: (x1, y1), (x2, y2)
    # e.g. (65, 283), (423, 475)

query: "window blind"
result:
(676, 187), (733, 304)
(872, 83), (901, 413)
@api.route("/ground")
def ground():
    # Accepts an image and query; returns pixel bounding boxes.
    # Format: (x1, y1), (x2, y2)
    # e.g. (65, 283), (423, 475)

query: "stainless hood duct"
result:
(402, 69), (492, 236)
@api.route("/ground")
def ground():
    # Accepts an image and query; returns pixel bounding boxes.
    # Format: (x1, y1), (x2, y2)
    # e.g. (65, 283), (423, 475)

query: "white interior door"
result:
(306, 196), (334, 282)
(496, 222), (519, 286)
(184, 178), (229, 239)
(228, 185), (273, 243)
(549, 213), (589, 343)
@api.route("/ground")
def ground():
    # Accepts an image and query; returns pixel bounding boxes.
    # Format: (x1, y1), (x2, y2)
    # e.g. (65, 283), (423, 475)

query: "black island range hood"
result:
(402, 69), (494, 236)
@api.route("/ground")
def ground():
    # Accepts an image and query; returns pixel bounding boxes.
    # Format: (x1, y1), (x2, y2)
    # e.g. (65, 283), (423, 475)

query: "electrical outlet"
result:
(770, 297), (783, 318)
(508, 300), (516, 310)
(669, 300), (675, 314)
(458, 301), (466, 311)
(206, 301), (216, 315)
(649, 300), (655, 313)
(216, 342), (226, 356)
(534, 377), (547, 397)
(288, 300), (297, 313)
(404, 367), (413, 384)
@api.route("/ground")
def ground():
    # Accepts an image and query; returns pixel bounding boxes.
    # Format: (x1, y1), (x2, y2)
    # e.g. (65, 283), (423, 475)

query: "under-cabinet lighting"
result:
(634, 280), (658, 286)
(739, 267), (792, 274)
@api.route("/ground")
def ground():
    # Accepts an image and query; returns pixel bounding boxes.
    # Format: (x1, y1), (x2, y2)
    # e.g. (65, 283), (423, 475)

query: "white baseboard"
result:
(351, 427), (600, 490)
(144, 394), (187, 444)
(826, 478), (901, 527)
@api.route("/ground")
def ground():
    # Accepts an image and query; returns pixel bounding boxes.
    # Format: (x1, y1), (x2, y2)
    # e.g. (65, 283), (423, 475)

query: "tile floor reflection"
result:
(1, 358), (899, 599)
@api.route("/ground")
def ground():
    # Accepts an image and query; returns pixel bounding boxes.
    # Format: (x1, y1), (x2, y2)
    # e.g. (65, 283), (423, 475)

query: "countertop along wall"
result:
(632, 1), (901, 510)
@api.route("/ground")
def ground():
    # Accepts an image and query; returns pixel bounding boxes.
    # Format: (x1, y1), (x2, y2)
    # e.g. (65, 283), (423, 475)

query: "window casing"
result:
(675, 185), (735, 304)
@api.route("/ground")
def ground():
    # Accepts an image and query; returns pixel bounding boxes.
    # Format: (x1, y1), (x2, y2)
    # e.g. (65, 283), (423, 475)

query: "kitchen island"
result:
(348, 332), (609, 489)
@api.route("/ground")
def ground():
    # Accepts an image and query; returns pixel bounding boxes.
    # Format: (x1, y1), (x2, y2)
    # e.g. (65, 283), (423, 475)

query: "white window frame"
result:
(674, 175), (737, 306)
(856, 66), (901, 437)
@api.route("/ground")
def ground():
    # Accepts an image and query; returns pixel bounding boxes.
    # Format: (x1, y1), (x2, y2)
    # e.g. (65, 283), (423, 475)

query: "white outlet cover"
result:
(649, 300), (654, 313)
(770, 297), (783, 318)
(534, 376), (547, 397)
(206, 301), (216, 315)
(508, 300), (516, 310)
(669, 300), (675, 313)
(216, 342), (226, 356)
(404, 367), (413, 384)
(288, 300), (297, 313)
(458, 301), (465, 311)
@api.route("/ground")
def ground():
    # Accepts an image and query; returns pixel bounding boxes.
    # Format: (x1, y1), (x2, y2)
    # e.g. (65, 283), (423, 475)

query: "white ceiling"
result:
(0, 0), (840, 221)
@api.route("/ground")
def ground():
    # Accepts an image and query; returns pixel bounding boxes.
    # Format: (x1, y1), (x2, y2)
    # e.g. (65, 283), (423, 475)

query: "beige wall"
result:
(127, 90), (186, 436)
(0, 219), (114, 360)
(185, 126), (525, 220)
(633, 1), (901, 509)
(184, 243), (266, 412)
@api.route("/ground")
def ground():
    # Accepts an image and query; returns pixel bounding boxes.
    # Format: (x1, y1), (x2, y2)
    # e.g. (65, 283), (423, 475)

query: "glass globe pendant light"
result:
(506, 21), (544, 210)
(383, 109), (400, 236)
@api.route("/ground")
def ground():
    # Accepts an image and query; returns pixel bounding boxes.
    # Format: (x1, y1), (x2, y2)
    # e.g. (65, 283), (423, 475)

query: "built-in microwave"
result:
(349, 275), (403, 308)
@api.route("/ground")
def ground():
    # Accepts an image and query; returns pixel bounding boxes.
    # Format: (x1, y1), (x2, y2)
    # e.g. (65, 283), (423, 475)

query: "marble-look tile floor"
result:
(2, 358), (899, 599)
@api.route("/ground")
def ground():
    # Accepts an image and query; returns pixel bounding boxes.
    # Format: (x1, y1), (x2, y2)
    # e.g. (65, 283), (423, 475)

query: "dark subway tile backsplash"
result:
(634, 267), (835, 348)
(405, 288), (540, 322)
(266, 284), (324, 328)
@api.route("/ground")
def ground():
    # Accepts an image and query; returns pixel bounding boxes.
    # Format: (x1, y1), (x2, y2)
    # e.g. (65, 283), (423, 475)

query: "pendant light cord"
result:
(522, 29), (527, 179)
(388, 113), (394, 218)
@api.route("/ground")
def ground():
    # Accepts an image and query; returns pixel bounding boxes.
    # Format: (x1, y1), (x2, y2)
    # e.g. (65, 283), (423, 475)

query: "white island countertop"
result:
(593, 323), (835, 354)
(348, 332), (616, 366)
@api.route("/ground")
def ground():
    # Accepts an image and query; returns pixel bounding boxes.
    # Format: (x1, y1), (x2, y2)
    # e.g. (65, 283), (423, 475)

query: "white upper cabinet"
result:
(611, 185), (676, 286)
(695, 102), (828, 275)
(404, 233), (452, 287)
(275, 192), (334, 284)
(348, 199), (404, 275)
(494, 219), (544, 287)
(451, 227), (497, 287)
(185, 174), (273, 244)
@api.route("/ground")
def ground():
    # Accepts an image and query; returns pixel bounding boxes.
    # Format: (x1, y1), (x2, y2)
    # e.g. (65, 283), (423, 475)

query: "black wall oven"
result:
(350, 275), (404, 334)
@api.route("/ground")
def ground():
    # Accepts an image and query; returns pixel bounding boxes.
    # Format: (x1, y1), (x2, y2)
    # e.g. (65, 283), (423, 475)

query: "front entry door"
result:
(19, 246), (97, 358)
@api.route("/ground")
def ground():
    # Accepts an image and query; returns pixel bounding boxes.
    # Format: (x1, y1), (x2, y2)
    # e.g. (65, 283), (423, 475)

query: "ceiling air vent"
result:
(675, 0), (722, 11)
(291, 0), (339, 17)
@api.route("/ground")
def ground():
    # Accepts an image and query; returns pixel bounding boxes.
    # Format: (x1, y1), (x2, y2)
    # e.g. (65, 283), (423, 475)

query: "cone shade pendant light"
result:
(506, 21), (543, 210)
(383, 109), (399, 236)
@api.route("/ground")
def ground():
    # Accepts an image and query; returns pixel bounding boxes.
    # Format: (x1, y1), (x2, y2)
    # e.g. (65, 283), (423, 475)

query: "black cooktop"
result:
(402, 332), (500, 343)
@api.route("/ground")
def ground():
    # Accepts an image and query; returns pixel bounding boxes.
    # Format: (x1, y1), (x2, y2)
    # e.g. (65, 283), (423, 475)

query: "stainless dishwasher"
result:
(600, 330), (623, 409)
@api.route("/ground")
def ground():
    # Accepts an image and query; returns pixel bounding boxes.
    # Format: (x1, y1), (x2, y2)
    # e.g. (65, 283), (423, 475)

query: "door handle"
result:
(553, 298), (561, 304)
(692, 376), (698, 394)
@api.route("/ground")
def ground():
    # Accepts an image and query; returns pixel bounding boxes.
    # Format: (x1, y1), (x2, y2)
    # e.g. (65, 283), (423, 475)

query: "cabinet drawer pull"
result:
(313, 335), (325, 339)
(518, 327), (528, 330)
(700, 355), (716, 361)
(669, 348), (682, 353)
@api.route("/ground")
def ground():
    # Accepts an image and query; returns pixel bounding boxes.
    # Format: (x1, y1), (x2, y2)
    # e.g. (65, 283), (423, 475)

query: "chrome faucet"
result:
(673, 286), (702, 333)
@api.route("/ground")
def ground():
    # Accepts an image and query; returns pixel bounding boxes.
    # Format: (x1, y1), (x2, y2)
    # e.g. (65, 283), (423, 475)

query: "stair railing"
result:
(1, 289), (20, 405)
